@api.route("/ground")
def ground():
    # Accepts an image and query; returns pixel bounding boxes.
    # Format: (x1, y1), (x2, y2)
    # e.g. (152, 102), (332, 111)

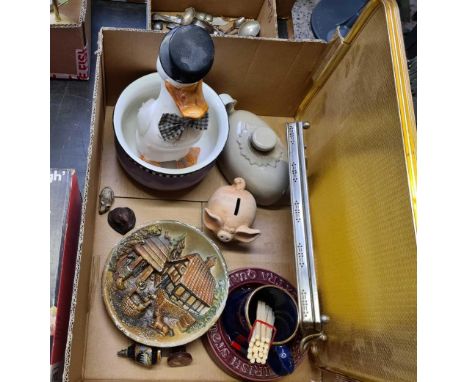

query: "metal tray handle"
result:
(286, 121), (327, 352)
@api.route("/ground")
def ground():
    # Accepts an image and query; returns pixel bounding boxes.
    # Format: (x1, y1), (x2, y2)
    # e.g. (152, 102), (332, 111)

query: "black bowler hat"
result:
(159, 25), (215, 84)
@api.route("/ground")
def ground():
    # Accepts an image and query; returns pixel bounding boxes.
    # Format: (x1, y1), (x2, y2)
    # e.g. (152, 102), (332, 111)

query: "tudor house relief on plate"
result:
(102, 222), (228, 347)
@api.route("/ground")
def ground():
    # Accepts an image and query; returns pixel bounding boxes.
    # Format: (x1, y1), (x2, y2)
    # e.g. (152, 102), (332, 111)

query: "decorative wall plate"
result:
(202, 268), (305, 381)
(102, 221), (229, 347)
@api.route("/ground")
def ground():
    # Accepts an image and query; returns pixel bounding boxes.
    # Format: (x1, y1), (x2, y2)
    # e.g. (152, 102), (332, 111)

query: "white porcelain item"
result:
(136, 59), (209, 163)
(218, 94), (289, 206)
(113, 73), (228, 176)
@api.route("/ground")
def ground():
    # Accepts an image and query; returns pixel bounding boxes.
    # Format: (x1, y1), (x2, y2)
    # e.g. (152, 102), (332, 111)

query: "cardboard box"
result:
(147, 0), (278, 38)
(50, 169), (82, 381)
(50, 0), (91, 80)
(63, 0), (416, 381)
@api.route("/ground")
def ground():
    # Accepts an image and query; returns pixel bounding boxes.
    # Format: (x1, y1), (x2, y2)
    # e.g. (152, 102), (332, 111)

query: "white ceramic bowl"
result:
(113, 73), (229, 191)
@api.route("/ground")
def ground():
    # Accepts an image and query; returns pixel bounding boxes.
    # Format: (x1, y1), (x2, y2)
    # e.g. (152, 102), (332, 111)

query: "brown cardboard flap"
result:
(257, 0), (277, 38)
(65, 52), (106, 382)
(297, 1), (416, 381)
(50, 26), (85, 74)
(102, 29), (327, 116)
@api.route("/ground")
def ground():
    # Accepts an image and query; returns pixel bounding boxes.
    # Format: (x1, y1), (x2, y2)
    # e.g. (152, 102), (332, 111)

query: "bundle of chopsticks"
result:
(247, 300), (275, 364)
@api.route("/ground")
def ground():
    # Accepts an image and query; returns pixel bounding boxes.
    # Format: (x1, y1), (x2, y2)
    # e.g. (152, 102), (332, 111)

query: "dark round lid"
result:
(159, 25), (215, 84)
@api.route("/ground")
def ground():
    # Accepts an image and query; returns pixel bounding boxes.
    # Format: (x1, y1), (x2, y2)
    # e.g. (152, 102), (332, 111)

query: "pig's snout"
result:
(217, 229), (233, 242)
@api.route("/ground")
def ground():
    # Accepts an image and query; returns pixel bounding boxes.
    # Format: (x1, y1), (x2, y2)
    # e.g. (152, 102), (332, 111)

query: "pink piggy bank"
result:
(204, 178), (261, 243)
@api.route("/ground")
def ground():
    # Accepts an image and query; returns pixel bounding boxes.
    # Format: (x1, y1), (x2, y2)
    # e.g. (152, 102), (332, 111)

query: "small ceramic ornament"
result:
(218, 94), (289, 206)
(118, 343), (192, 368)
(167, 346), (193, 367)
(136, 25), (215, 164)
(98, 186), (114, 214)
(118, 343), (160, 367)
(204, 178), (261, 243)
(108, 207), (136, 235)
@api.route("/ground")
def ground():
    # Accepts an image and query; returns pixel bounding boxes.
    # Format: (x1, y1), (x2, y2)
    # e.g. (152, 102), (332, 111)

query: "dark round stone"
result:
(167, 351), (193, 367)
(159, 25), (214, 84)
(108, 207), (136, 235)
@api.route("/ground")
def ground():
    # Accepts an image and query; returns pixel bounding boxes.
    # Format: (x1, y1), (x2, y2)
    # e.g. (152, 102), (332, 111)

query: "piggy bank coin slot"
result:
(234, 198), (241, 216)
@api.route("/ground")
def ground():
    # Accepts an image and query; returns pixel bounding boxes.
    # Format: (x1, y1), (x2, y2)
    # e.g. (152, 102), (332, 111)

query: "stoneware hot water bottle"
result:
(218, 94), (289, 206)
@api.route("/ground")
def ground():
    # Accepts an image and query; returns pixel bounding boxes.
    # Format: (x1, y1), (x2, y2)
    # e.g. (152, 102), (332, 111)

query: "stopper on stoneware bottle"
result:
(250, 127), (277, 152)
(159, 25), (215, 84)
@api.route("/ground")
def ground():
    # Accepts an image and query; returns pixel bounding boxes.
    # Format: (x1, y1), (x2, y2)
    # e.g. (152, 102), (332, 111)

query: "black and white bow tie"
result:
(158, 112), (209, 142)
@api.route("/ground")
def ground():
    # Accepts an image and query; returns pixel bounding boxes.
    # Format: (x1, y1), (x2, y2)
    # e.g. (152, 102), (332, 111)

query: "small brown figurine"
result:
(204, 178), (261, 243)
(99, 186), (114, 214)
(108, 207), (136, 234)
(167, 345), (193, 367)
